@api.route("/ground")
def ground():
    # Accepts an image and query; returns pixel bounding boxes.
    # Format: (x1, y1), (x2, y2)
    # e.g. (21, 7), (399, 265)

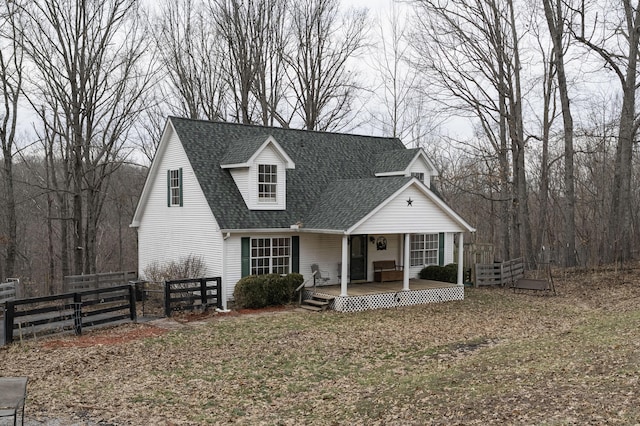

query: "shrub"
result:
(142, 254), (205, 283)
(419, 263), (458, 283)
(233, 275), (269, 309)
(233, 273), (304, 309)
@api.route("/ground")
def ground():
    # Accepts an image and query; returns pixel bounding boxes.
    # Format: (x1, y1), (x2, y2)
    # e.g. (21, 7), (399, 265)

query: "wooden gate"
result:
(164, 277), (222, 317)
(475, 258), (524, 287)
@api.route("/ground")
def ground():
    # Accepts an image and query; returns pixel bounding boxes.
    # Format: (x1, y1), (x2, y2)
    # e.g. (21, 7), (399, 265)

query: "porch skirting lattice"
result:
(302, 285), (463, 313)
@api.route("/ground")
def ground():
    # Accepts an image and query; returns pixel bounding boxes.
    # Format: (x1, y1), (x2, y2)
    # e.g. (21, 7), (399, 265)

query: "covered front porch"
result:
(303, 279), (464, 313)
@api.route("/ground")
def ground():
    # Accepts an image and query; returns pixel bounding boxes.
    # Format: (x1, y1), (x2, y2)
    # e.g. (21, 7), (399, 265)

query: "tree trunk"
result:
(543, 0), (576, 267)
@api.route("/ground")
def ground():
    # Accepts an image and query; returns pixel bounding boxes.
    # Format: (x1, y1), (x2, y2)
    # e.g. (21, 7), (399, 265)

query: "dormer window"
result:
(411, 172), (425, 183)
(258, 164), (277, 203)
(220, 135), (295, 210)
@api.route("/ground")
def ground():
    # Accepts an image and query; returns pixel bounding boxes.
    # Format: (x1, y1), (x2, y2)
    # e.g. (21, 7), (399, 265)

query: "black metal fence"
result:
(3, 284), (136, 344)
(164, 277), (222, 317)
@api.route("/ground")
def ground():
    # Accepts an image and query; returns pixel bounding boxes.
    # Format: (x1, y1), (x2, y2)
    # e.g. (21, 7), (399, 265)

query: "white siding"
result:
(408, 157), (432, 187)
(352, 186), (464, 235)
(367, 234), (403, 280)
(299, 233), (342, 284)
(230, 168), (250, 206)
(137, 130), (223, 281)
(223, 236), (242, 299)
(444, 232), (455, 265)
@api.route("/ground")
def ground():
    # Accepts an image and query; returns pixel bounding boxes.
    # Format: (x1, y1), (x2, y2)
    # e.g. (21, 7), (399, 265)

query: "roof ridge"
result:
(168, 116), (400, 142)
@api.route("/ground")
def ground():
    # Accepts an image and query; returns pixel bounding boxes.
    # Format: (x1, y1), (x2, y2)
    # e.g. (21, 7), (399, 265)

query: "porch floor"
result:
(310, 279), (458, 296)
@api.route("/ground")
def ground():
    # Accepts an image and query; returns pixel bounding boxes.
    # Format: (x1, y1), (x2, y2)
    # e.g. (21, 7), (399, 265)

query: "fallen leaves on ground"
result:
(2, 264), (640, 425)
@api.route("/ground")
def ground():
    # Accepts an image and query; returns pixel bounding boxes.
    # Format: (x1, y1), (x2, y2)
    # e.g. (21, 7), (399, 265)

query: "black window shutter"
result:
(438, 232), (445, 266)
(179, 168), (183, 206)
(291, 236), (299, 273)
(167, 170), (171, 207)
(241, 237), (250, 277)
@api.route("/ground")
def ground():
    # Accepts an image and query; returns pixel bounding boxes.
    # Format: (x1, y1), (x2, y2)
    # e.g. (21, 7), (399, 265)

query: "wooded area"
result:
(0, 0), (639, 291)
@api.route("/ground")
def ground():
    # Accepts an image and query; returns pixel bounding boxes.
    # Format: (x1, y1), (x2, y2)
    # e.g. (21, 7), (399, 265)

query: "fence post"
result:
(73, 293), (82, 335)
(216, 277), (223, 309)
(4, 300), (14, 344)
(164, 281), (171, 317)
(200, 278), (207, 308)
(129, 284), (137, 322)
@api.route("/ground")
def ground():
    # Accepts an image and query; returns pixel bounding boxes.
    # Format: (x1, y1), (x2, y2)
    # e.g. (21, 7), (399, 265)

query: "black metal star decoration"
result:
(407, 198), (413, 206)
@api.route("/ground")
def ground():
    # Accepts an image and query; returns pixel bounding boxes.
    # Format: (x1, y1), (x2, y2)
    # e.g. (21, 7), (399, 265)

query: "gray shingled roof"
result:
(169, 117), (409, 231)
(373, 148), (420, 174)
(220, 133), (271, 165)
(304, 177), (412, 230)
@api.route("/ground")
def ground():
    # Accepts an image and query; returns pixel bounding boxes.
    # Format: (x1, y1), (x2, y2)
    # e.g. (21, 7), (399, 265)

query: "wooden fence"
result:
(475, 258), (524, 287)
(164, 277), (222, 317)
(63, 271), (138, 293)
(3, 284), (136, 344)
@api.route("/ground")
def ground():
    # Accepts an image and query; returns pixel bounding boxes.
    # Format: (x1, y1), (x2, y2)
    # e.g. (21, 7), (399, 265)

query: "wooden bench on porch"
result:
(373, 260), (404, 283)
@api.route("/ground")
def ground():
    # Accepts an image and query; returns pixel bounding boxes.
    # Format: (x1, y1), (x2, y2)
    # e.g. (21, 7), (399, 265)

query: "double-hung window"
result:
(410, 234), (439, 267)
(167, 168), (183, 207)
(251, 237), (290, 275)
(258, 164), (277, 203)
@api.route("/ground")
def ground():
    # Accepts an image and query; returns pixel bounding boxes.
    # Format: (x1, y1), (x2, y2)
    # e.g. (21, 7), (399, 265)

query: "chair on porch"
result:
(310, 264), (330, 286)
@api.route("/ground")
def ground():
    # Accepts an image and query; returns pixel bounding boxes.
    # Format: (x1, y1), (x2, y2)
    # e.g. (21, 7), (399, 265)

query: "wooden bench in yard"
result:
(373, 260), (404, 283)
(510, 264), (556, 295)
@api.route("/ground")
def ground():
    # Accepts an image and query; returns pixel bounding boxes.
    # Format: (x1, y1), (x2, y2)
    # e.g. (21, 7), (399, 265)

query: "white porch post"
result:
(457, 232), (464, 285)
(340, 235), (349, 296)
(221, 234), (228, 310)
(403, 233), (410, 291)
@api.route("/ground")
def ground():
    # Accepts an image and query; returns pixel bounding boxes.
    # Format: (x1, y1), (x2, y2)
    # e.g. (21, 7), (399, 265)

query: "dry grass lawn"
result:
(2, 264), (640, 425)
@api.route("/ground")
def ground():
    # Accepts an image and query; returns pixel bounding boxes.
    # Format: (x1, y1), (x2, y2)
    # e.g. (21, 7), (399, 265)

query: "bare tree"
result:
(153, 0), (228, 121)
(411, 0), (534, 263)
(210, 0), (291, 126)
(0, 0), (24, 280)
(211, 0), (259, 124)
(285, 0), (368, 131)
(572, 0), (640, 262)
(543, 0), (576, 267)
(19, 0), (155, 274)
(368, 2), (437, 145)
(249, 0), (290, 127)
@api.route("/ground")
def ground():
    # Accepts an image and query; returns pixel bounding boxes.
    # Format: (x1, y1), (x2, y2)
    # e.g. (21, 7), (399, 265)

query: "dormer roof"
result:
(374, 148), (438, 177)
(221, 134), (295, 169)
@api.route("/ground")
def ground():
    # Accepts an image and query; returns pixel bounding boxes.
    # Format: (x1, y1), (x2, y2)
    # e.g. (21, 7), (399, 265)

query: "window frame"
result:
(411, 172), (425, 183)
(410, 233), (439, 267)
(250, 237), (291, 275)
(167, 168), (183, 207)
(257, 164), (277, 203)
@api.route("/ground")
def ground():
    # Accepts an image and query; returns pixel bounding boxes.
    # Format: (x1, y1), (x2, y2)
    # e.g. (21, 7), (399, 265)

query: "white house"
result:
(130, 117), (475, 311)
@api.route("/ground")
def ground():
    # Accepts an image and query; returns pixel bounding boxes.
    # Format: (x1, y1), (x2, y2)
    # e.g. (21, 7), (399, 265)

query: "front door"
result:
(350, 235), (367, 281)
